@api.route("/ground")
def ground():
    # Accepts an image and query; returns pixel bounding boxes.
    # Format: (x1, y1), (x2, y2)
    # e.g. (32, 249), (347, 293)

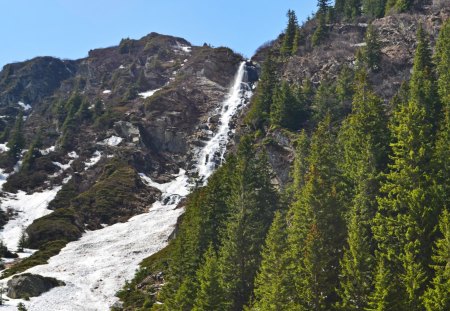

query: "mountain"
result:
(116, 1), (450, 311)
(0, 32), (258, 309)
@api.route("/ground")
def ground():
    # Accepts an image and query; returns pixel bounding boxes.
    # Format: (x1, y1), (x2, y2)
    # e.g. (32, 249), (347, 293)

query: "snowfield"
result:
(0, 61), (251, 310)
(0, 186), (61, 252)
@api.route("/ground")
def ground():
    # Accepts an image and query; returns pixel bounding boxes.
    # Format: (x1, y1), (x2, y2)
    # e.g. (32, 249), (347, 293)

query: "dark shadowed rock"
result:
(7, 273), (65, 299)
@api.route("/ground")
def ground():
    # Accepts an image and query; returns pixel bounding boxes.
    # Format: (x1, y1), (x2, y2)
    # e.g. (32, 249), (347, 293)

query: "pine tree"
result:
(270, 81), (307, 130)
(311, 79), (339, 123)
(287, 115), (345, 310)
(312, 12), (327, 47)
(7, 112), (25, 163)
(161, 161), (235, 310)
(344, 0), (362, 20)
(335, 0), (346, 16)
(21, 133), (42, 172)
(292, 28), (301, 55)
(363, 0), (386, 18)
(423, 209), (450, 311)
(336, 70), (388, 310)
(218, 136), (278, 310)
(371, 24), (439, 310)
(433, 19), (450, 212)
(17, 302), (27, 311)
(252, 211), (293, 311)
(291, 130), (310, 193)
(366, 253), (402, 311)
(281, 10), (299, 56)
(394, 0), (413, 12)
(246, 53), (278, 130)
(192, 245), (225, 311)
(364, 24), (382, 72)
(318, 0), (331, 14)
(17, 229), (27, 252)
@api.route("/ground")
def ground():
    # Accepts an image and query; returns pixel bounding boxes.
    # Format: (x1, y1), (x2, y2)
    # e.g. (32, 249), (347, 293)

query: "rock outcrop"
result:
(7, 273), (65, 299)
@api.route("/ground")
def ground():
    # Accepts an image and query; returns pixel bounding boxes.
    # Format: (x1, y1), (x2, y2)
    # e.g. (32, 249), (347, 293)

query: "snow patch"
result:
(352, 42), (367, 47)
(84, 151), (102, 170)
(17, 101), (32, 111)
(0, 143), (9, 153)
(40, 146), (55, 155)
(99, 136), (123, 147)
(0, 186), (62, 251)
(102, 90), (111, 94)
(138, 88), (161, 99)
(68, 151), (79, 159)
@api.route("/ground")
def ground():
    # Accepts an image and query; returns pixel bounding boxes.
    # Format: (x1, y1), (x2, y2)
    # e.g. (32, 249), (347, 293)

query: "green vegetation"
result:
(1, 240), (68, 279)
(118, 13), (450, 311)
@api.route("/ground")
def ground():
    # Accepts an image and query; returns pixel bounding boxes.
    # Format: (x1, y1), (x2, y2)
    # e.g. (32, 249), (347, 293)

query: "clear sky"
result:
(0, 1), (318, 68)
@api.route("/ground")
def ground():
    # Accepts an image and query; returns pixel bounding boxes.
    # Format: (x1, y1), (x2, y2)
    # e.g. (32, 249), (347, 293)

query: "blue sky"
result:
(0, 1), (318, 68)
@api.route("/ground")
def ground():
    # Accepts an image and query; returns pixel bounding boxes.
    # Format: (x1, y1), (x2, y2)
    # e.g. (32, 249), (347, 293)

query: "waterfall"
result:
(196, 61), (252, 182)
(2, 61), (253, 311)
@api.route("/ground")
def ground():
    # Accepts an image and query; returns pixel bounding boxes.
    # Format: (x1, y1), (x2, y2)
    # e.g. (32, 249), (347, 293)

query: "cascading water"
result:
(197, 61), (252, 182)
(0, 61), (253, 310)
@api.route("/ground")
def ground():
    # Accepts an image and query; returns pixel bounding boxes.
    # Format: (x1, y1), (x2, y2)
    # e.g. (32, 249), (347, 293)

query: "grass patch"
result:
(1, 240), (68, 279)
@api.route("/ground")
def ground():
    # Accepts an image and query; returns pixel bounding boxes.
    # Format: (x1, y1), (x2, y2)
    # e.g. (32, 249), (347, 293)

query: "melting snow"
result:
(0, 186), (62, 251)
(17, 102), (32, 111)
(68, 151), (79, 159)
(40, 146), (55, 155)
(84, 151), (102, 170)
(99, 136), (123, 147)
(0, 143), (9, 153)
(0, 62), (251, 310)
(138, 88), (161, 99)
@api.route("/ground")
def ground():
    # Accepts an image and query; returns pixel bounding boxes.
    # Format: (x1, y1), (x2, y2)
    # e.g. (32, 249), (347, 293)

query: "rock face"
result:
(7, 273), (65, 299)
(245, 2), (449, 188)
(0, 32), (258, 255)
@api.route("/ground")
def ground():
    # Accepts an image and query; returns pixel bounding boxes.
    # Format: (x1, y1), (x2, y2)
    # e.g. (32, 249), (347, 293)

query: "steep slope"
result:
(0, 32), (257, 309)
(116, 1), (450, 310)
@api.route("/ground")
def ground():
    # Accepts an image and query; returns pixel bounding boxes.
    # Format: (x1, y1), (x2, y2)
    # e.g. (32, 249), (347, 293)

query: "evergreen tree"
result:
(336, 70), (388, 310)
(246, 53), (278, 130)
(6, 112), (25, 163)
(21, 133), (42, 172)
(292, 27), (301, 55)
(270, 81), (308, 130)
(433, 19), (450, 212)
(344, 0), (362, 20)
(291, 131), (310, 193)
(161, 161), (234, 310)
(312, 12), (327, 47)
(251, 211), (293, 311)
(423, 209), (450, 311)
(281, 10), (299, 56)
(218, 136), (278, 310)
(364, 24), (382, 72)
(17, 229), (27, 252)
(366, 253), (401, 311)
(192, 245), (226, 311)
(311, 79), (340, 123)
(318, 0), (331, 14)
(363, 0), (386, 18)
(335, 0), (346, 16)
(371, 24), (439, 310)
(286, 115), (345, 310)
(17, 302), (27, 311)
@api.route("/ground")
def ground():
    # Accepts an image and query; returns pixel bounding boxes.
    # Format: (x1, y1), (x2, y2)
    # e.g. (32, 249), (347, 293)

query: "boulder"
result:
(7, 273), (65, 299)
